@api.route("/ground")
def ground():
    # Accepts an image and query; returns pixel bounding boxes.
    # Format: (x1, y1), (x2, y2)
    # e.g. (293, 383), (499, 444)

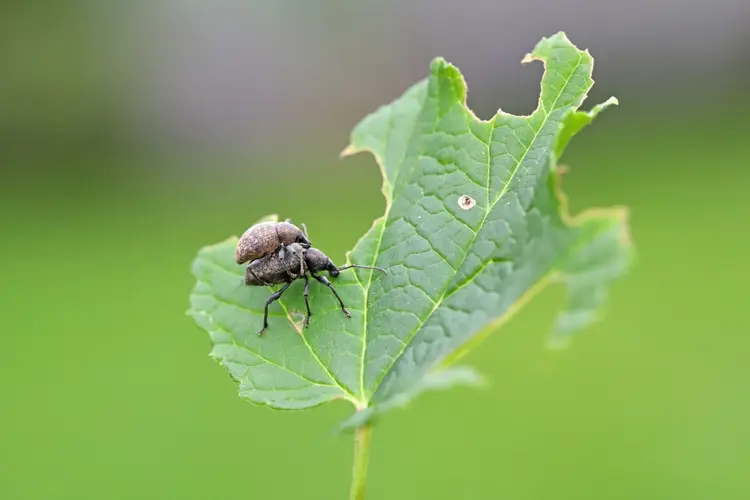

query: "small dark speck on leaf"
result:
(458, 195), (476, 210)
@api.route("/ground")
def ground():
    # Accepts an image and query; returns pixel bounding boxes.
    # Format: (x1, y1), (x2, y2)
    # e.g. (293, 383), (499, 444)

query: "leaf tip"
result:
(581, 205), (632, 249)
(429, 56), (448, 71)
(339, 143), (359, 159)
(256, 213), (280, 224)
(522, 31), (583, 66)
(552, 30), (573, 43)
(611, 206), (633, 248)
(520, 52), (535, 64)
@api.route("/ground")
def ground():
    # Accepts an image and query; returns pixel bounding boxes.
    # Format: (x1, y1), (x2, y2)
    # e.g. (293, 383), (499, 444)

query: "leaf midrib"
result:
(203, 248), (359, 402)
(354, 86), (432, 406)
(355, 107), (397, 406)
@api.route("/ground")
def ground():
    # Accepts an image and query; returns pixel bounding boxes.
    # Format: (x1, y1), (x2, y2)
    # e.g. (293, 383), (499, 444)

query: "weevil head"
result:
(243, 264), (260, 285)
(304, 248), (338, 276)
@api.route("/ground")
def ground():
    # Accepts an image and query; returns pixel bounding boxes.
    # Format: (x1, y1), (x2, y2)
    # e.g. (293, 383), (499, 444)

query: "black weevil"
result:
(235, 218), (311, 285)
(244, 243), (385, 335)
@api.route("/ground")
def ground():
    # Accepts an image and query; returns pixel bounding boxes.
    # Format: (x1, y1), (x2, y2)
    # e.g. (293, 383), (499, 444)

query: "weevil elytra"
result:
(235, 219), (311, 265)
(244, 243), (385, 335)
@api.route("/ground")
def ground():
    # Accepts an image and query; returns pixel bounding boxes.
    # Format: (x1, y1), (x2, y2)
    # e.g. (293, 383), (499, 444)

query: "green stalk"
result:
(349, 423), (373, 500)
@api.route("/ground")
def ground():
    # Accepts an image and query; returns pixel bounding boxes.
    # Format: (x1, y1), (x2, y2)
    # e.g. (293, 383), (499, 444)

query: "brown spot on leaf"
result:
(458, 195), (476, 210)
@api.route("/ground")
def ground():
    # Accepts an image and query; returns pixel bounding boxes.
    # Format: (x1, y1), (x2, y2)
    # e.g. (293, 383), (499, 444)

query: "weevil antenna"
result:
(336, 264), (386, 273)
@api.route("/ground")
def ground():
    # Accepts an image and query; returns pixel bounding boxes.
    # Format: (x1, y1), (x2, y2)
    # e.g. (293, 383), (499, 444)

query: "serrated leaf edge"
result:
(341, 31), (632, 408)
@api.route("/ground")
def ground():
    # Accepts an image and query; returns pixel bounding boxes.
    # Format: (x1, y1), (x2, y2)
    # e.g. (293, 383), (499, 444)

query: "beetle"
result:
(235, 218), (311, 285)
(244, 243), (385, 335)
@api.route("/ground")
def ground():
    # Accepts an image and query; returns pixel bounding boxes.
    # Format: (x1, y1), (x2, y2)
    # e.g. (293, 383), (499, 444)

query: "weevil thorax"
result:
(276, 221), (310, 248)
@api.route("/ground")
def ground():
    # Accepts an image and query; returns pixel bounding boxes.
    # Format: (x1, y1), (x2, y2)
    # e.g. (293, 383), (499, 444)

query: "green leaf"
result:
(554, 96), (619, 158)
(187, 32), (634, 426)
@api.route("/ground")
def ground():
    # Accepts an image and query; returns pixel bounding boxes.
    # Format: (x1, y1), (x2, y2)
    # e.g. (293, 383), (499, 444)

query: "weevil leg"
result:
(279, 245), (293, 278)
(296, 246), (307, 277)
(302, 273), (312, 328)
(282, 245), (307, 280)
(258, 282), (292, 335)
(311, 272), (351, 318)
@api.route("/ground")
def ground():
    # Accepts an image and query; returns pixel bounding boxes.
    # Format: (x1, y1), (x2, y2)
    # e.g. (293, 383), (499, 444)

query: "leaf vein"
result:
(207, 320), (342, 389)
(369, 51), (585, 398)
(275, 299), (358, 398)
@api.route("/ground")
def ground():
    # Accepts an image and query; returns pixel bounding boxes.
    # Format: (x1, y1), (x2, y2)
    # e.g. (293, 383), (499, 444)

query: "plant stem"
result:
(349, 423), (373, 500)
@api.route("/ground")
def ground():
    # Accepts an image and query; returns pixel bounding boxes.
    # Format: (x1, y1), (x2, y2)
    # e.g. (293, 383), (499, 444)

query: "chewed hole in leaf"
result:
(188, 31), (634, 427)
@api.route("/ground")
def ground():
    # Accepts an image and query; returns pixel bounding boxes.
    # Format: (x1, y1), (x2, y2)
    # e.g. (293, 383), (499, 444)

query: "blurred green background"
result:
(2, 1), (749, 499)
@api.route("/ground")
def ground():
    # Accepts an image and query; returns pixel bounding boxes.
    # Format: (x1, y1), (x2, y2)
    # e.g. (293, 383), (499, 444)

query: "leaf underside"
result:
(188, 32), (633, 428)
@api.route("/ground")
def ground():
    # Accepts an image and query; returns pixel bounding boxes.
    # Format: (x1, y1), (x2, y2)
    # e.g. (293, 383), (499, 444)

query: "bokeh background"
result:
(2, 1), (749, 499)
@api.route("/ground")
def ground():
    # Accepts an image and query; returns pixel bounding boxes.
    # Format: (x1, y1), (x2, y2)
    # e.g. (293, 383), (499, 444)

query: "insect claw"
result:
(343, 308), (351, 318)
